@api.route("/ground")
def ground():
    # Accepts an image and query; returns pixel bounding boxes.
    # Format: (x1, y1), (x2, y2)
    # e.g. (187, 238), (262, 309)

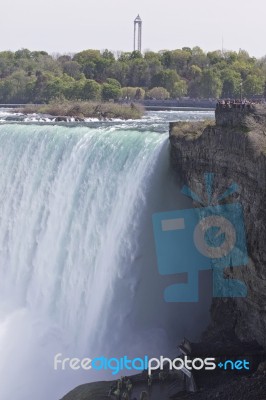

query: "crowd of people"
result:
(108, 376), (134, 400)
(217, 99), (251, 109)
(216, 99), (264, 110)
(108, 371), (170, 400)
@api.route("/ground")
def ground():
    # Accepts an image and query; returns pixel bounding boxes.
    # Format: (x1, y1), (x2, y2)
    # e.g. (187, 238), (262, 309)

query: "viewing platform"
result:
(215, 100), (266, 127)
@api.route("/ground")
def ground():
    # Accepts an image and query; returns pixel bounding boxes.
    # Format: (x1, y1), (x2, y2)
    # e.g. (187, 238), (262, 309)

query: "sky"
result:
(1, 0), (266, 58)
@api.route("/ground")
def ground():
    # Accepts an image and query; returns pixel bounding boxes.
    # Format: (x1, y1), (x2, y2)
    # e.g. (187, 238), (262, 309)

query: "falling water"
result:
(0, 111), (214, 400)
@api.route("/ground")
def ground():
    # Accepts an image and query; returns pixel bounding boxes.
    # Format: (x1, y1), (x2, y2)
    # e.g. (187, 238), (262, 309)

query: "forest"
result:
(0, 47), (265, 103)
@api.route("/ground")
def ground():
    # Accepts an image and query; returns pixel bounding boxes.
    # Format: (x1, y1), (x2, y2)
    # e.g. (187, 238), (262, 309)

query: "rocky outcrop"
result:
(54, 116), (85, 122)
(169, 106), (266, 349)
(215, 104), (266, 128)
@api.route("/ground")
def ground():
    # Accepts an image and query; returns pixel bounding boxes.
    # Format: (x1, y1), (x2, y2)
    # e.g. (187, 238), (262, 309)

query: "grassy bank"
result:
(19, 100), (144, 120)
(170, 120), (214, 139)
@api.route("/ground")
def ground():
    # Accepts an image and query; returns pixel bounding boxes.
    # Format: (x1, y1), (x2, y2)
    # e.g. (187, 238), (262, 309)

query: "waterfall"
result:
(0, 123), (210, 400)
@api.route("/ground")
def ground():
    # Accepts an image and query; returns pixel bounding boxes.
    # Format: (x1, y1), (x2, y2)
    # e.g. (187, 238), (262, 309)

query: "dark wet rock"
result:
(170, 105), (266, 351)
(54, 116), (68, 122)
(4, 115), (25, 121)
(257, 361), (266, 373)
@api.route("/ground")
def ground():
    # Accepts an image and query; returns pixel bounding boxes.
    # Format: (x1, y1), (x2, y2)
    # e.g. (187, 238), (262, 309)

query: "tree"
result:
(0, 46), (265, 103)
(151, 69), (181, 93)
(57, 55), (72, 64)
(161, 51), (172, 68)
(221, 69), (242, 98)
(200, 69), (222, 98)
(170, 49), (191, 73)
(121, 87), (145, 100)
(127, 59), (150, 87)
(118, 52), (131, 62)
(14, 49), (31, 60)
(188, 79), (202, 98)
(102, 78), (121, 101)
(0, 79), (17, 102)
(105, 61), (130, 87)
(207, 50), (223, 65)
(146, 87), (170, 100)
(188, 65), (202, 79)
(63, 61), (82, 79)
(171, 79), (188, 98)
(129, 51), (143, 60)
(224, 51), (238, 64)
(73, 50), (101, 79)
(81, 79), (101, 100)
(0, 51), (15, 78)
(0, 69), (36, 102)
(243, 74), (265, 97)
(102, 49), (115, 61)
(144, 51), (162, 62)
(73, 49), (101, 66)
(190, 47), (208, 68)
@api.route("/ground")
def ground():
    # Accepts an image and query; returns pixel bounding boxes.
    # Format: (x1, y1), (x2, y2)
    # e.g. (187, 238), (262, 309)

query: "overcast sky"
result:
(1, 0), (265, 58)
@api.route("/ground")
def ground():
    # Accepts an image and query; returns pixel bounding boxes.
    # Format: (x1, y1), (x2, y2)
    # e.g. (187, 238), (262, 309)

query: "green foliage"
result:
(171, 120), (213, 139)
(221, 69), (242, 98)
(151, 69), (181, 93)
(189, 65), (202, 78)
(0, 47), (265, 103)
(62, 61), (82, 79)
(102, 78), (121, 101)
(20, 100), (144, 119)
(146, 87), (170, 100)
(128, 58), (150, 86)
(121, 87), (145, 100)
(171, 79), (188, 97)
(207, 50), (223, 65)
(161, 49), (191, 73)
(243, 74), (265, 96)
(81, 79), (102, 100)
(200, 69), (222, 98)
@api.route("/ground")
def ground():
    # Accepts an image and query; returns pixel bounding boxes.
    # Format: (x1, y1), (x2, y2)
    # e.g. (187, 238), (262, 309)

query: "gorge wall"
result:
(169, 106), (266, 349)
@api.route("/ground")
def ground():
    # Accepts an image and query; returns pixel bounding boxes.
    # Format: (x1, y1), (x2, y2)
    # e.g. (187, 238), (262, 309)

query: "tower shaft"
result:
(133, 15), (142, 52)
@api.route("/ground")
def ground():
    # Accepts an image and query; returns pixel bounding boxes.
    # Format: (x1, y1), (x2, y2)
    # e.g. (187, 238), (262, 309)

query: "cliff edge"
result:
(169, 104), (266, 350)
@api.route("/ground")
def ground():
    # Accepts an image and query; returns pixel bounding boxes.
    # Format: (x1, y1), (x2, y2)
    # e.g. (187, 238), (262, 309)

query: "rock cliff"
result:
(169, 105), (266, 349)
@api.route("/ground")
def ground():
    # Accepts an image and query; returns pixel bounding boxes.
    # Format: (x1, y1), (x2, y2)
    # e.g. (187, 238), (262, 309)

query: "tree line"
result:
(0, 47), (265, 103)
